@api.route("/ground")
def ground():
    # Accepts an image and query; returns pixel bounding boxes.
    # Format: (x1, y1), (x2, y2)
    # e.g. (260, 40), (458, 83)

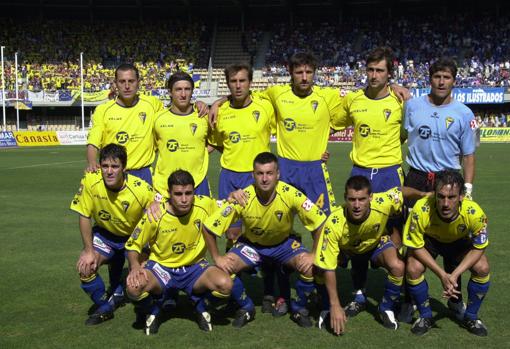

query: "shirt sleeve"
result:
(125, 215), (156, 253)
(314, 213), (342, 270)
(203, 201), (242, 237)
(402, 209), (427, 249)
(330, 90), (352, 130)
(87, 105), (106, 148)
(70, 174), (93, 218)
(460, 109), (476, 156)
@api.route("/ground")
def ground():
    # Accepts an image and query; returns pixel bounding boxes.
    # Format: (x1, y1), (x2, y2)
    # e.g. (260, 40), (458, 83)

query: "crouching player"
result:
(203, 152), (327, 328)
(71, 144), (154, 325)
(125, 170), (232, 335)
(315, 175), (410, 334)
(403, 170), (490, 336)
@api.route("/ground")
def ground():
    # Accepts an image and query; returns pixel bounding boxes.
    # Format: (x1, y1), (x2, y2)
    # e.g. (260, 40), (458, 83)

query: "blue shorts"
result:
(195, 177), (211, 197)
(128, 166), (153, 186)
(230, 237), (308, 269)
(145, 259), (210, 296)
(278, 157), (335, 215)
(92, 226), (128, 260)
(339, 235), (396, 269)
(350, 164), (403, 193)
(218, 168), (253, 229)
(218, 168), (253, 199)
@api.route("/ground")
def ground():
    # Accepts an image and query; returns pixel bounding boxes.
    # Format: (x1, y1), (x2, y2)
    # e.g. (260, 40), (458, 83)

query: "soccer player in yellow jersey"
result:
(403, 170), (490, 337)
(209, 63), (286, 314)
(258, 53), (340, 216)
(71, 144), (154, 325)
(315, 176), (408, 334)
(332, 47), (405, 193)
(125, 170), (232, 335)
(153, 72), (212, 198)
(203, 152), (327, 328)
(86, 63), (164, 184)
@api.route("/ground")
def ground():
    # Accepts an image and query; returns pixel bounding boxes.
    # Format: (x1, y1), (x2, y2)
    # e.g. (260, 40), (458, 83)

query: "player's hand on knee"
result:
(127, 267), (149, 289)
(296, 252), (314, 275)
(215, 255), (235, 274)
(331, 304), (347, 335)
(77, 249), (98, 277)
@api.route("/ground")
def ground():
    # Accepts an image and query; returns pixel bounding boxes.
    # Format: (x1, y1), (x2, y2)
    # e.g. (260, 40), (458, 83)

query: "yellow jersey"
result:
(403, 196), (488, 249)
(204, 181), (326, 246)
(70, 171), (154, 237)
(259, 85), (342, 161)
(125, 195), (220, 267)
(87, 94), (164, 170)
(209, 96), (275, 172)
(331, 89), (403, 168)
(153, 107), (209, 197)
(315, 187), (403, 270)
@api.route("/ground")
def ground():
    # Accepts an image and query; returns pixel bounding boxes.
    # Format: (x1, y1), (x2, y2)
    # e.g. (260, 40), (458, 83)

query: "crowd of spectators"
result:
(263, 15), (510, 88)
(0, 14), (509, 93)
(475, 111), (508, 127)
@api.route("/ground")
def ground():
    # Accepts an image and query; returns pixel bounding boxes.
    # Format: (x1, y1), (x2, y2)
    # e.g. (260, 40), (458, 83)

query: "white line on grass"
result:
(2, 160), (85, 170)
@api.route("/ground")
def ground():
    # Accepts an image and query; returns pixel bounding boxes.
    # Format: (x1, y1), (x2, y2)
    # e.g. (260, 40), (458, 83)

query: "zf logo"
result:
(166, 139), (179, 152)
(283, 118), (296, 131)
(172, 242), (186, 254)
(229, 131), (241, 143)
(116, 131), (129, 144)
(418, 126), (432, 139)
(359, 124), (370, 137)
(98, 210), (111, 221)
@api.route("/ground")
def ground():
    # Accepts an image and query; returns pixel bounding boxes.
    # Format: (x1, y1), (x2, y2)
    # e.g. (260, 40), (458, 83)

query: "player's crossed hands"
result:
(440, 272), (461, 299)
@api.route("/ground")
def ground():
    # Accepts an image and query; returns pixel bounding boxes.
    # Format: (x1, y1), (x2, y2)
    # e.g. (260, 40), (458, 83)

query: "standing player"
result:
(203, 152), (327, 328)
(125, 170), (232, 335)
(403, 57), (476, 204)
(403, 170), (490, 336)
(315, 176), (407, 333)
(402, 58), (477, 321)
(330, 47), (406, 316)
(71, 144), (154, 325)
(153, 71), (212, 199)
(332, 46), (404, 193)
(86, 63), (163, 184)
(208, 63), (284, 314)
(257, 52), (339, 215)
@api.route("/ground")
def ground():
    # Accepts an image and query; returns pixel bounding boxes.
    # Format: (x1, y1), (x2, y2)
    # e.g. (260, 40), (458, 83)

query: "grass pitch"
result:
(0, 143), (508, 348)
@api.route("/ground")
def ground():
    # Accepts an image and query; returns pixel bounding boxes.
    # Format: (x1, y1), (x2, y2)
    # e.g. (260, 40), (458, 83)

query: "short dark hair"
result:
(115, 63), (140, 80)
(288, 52), (318, 73)
(167, 170), (195, 191)
(253, 151), (278, 169)
(166, 71), (194, 91)
(434, 170), (464, 195)
(224, 63), (253, 83)
(344, 175), (372, 196)
(99, 143), (127, 168)
(366, 46), (395, 76)
(429, 58), (458, 80)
